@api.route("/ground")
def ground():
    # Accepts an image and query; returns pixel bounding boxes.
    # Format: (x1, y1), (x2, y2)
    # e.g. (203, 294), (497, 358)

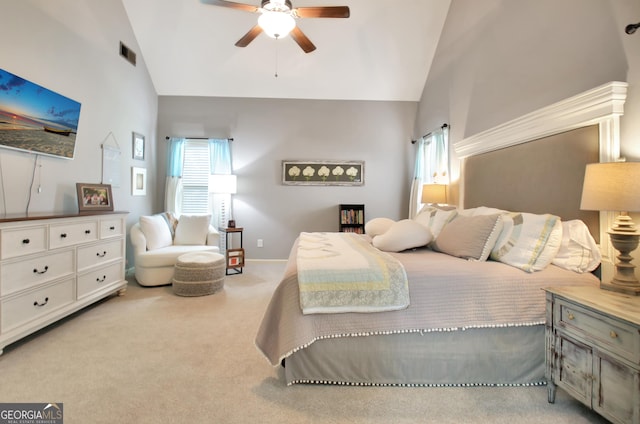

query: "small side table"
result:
(219, 227), (244, 275)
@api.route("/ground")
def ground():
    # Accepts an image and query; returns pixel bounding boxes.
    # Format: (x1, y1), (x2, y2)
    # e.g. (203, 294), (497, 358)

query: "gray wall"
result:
(1, 1), (158, 268)
(158, 97), (417, 259)
(415, 0), (640, 272)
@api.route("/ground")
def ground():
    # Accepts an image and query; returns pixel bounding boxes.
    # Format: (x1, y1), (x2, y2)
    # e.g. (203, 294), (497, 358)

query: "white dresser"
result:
(0, 212), (127, 354)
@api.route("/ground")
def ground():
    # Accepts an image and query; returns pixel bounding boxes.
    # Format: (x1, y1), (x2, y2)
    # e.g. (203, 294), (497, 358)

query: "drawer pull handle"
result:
(109, 226), (115, 231)
(567, 312), (575, 320)
(96, 275), (106, 283)
(610, 330), (618, 339)
(33, 297), (49, 307)
(33, 266), (49, 275)
(22, 238), (30, 244)
(60, 233), (67, 238)
(85, 229), (91, 234)
(96, 251), (107, 258)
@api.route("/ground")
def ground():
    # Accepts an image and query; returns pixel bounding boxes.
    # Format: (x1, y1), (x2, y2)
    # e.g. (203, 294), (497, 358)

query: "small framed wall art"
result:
(282, 160), (364, 186)
(132, 132), (145, 160)
(76, 183), (114, 213)
(132, 166), (147, 196)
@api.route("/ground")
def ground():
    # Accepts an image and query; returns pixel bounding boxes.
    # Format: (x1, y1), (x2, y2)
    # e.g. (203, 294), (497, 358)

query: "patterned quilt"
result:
(297, 232), (409, 314)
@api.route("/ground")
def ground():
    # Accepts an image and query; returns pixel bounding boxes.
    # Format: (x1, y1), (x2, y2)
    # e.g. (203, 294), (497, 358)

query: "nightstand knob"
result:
(610, 330), (618, 339)
(567, 312), (575, 320)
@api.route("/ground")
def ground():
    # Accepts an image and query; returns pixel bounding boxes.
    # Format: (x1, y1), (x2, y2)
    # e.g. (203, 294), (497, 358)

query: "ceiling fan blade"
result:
(200, 0), (259, 13)
(294, 6), (350, 19)
(290, 27), (316, 53)
(235, 25), (263, 47)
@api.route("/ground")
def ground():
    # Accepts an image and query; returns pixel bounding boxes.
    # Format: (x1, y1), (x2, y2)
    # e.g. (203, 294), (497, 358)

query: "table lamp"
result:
(580, 162), (640, 295)
(421, 184), (447, 206)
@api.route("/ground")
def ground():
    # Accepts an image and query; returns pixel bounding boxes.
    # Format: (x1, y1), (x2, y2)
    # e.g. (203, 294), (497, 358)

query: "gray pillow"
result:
(432, 214), (503, 261)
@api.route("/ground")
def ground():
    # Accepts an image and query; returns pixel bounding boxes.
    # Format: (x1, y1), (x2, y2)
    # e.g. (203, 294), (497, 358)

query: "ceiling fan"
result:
(201, 0), (350, 53)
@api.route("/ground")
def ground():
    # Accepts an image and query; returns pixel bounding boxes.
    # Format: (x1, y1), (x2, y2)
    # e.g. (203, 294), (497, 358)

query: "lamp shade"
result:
(258, 11), (295, 38)
(421, 184), (447, 204)
(209, 174), (237, 194)
(580, 162), (640, 212)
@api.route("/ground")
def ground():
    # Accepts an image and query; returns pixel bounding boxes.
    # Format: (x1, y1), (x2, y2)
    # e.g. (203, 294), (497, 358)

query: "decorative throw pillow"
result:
(552, 220), (601, 273)
(372, 219), (433, 252)
(365, 217), (395, 237)
(414, 208), (457, 239)
(174, 214), (211, 245)
(490, 212), (562, 272)
(159, 212), (179, 238)
(139, 214), (173, 250)
(432, 214), (503, 261)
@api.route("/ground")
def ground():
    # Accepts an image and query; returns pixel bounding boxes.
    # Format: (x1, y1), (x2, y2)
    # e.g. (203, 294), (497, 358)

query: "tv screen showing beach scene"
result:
(0, 68), (81, 159)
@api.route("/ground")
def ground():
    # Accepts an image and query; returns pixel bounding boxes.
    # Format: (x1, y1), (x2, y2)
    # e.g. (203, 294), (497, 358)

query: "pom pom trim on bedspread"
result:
(264, 321), (547, 387)
(272, 321), (546, 364)
(286, 379), (547, 387)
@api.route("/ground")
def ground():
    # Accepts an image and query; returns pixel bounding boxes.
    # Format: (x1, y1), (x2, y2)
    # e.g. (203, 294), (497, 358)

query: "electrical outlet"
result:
(257, 239), (263, 248)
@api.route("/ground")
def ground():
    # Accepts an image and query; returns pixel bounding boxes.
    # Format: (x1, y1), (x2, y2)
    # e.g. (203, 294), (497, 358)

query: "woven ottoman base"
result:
(173, 252), (225, 297)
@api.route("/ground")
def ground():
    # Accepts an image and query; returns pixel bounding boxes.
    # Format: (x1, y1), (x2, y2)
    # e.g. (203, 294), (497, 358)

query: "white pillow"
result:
(365, 217), (395, 237)
(372, 219), (433, 252)
(552, 220), (601, 273)
(470, 206), (507, 216)
(490, 212), (562, 272)
(140, 215), (173, 250)
(174, 214), (211, 245)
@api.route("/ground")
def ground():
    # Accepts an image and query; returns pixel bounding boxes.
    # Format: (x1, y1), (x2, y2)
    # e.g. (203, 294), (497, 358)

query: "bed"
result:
(255, 84), (626, 386)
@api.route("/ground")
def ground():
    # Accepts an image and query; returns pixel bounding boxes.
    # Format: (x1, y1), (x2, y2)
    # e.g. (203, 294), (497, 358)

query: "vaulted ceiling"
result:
(122, 0), (451, 101)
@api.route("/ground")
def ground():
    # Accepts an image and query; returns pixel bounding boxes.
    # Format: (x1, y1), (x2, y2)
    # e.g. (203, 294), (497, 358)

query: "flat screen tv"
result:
(0, 68), (81, 159)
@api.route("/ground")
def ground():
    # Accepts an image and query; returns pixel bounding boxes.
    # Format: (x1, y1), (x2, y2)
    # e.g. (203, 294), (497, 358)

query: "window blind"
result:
(181, 140), (210, 214)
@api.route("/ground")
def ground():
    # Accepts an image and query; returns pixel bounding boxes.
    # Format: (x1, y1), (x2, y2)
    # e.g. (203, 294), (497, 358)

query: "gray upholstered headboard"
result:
(463, 125), (600, 242)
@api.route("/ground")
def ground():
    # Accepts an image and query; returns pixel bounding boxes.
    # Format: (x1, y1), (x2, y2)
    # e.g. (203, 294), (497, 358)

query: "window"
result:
(181, 140), (211, 214)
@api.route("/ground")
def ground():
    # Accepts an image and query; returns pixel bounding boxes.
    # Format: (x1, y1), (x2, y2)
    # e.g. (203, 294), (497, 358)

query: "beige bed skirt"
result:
(283, 325), (546, 387)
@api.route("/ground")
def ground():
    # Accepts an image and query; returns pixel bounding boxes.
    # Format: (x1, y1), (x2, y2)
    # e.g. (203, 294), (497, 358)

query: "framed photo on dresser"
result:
(76, 183), (114, 213)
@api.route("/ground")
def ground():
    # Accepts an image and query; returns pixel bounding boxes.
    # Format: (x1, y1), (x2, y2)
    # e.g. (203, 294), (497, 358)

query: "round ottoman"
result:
(172, 252), (225, 296)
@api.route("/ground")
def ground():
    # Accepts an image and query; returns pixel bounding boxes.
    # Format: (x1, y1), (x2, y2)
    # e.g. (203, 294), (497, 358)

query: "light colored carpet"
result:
(0, 261), (607, 424)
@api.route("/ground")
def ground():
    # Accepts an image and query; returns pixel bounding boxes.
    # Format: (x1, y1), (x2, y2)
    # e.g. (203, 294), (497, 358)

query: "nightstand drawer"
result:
(557, 300), (640, 364)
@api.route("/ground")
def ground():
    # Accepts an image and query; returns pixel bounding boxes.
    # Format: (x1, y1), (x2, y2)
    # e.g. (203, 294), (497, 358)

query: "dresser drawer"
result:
(0, 226), (47, 260)
(49, 220), (98, 249)
(77, 239), (123, 272)
(557, 299), (640, 364)
(100, 218), (123, 239)
(77, 262), (123, 299)
(1, 278), (75, 332)
(1, 250), (75, 296)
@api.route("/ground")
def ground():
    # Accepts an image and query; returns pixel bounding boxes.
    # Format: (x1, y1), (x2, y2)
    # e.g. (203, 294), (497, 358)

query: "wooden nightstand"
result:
(219, 227), (244, 275)
(545, 286), (640, 424)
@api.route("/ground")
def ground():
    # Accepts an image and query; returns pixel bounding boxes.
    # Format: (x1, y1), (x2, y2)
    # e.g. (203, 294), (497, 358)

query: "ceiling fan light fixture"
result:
(258, 11), (296, 38)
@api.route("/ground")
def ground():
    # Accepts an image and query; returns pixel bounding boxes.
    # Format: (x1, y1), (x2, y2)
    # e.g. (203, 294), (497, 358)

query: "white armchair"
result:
(130, 214), (220, 287)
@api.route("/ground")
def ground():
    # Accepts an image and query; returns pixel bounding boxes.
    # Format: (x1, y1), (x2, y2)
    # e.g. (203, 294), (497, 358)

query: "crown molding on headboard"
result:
(453, 81), (628, 159)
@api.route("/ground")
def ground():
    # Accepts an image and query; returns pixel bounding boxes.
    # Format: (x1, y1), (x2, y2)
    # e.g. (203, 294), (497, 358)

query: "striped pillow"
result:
(490, 212), (562, 272)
